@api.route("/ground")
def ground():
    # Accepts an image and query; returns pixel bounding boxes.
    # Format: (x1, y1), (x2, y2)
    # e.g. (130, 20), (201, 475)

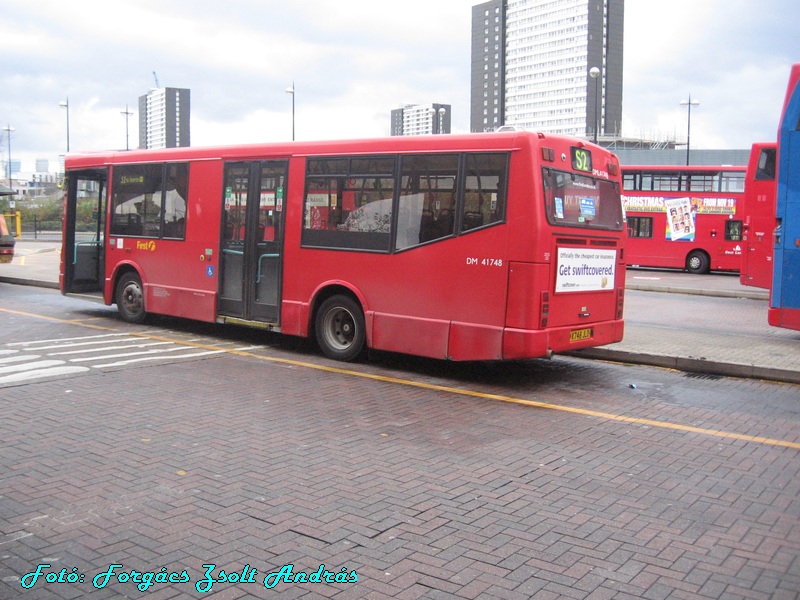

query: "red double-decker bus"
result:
(61, 132), (626, 362)
(739, 142), (777, 289)
(622, 165), (746, 273)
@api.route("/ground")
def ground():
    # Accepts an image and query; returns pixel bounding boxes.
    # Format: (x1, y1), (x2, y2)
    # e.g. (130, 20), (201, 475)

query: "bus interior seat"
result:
(463, 211), (483, 230)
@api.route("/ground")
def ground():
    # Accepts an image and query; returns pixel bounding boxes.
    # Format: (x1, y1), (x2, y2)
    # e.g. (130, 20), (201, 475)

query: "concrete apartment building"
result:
(391, 103), (452, 136)
(470, 0), (624, 139)
(138, 87), (191, 149)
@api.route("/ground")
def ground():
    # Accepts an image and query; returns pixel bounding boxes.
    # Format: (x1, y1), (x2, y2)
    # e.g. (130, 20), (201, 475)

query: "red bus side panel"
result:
(506, 262), (548, 330)
(371, 313), (450, 359)
(448, 322), (503, 361)
(145, 284), (217, 322)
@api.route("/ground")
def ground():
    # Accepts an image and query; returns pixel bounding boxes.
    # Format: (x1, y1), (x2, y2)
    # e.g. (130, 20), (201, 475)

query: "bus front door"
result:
(62, 169), (107, 295)
(218, 161), (287, 323)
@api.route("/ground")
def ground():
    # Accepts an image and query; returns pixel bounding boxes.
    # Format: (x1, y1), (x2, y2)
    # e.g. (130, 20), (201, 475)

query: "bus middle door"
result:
(219, 161), (287, 323)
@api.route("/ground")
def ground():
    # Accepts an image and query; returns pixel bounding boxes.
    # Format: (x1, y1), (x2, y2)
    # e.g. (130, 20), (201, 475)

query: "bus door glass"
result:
(63, 169), (107, 294)
(219, 160), (287, 322)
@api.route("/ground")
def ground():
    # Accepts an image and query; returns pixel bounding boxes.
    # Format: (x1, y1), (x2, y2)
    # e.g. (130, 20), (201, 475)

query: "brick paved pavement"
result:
(1, 328), (799, 599)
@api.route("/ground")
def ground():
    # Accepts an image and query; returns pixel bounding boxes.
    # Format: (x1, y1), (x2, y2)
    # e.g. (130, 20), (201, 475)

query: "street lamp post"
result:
(59, 97), (70, 152)
(121, 105), (133, 150)
(285, 82), (295, 141)
(2, 125), (13, 186)
(589, 67), (600, 143)
(680, 94), (700, 166)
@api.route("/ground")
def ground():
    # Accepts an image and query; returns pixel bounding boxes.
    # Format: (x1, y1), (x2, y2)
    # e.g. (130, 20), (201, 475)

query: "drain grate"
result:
(683, 371), (723, 381)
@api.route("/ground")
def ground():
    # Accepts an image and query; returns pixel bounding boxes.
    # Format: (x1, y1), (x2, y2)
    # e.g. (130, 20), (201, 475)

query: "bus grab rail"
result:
(257, 253), (280, 283)
(73, 241), (102, 264)
(221, 248), (279, 283)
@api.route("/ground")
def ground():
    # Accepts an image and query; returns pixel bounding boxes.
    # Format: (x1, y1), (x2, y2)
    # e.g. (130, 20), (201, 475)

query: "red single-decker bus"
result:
(61, 132), (626, 362)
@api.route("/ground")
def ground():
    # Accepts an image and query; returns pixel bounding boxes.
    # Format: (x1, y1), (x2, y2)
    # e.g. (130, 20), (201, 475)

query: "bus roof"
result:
(64, 131), (617, 170)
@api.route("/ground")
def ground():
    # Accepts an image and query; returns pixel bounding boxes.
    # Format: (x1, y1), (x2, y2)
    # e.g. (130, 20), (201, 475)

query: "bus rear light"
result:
(616, 288), (625, 319)
(542, 147), (555, 162)
(540, 291), (550, 329)
(608, 163), (618, 176)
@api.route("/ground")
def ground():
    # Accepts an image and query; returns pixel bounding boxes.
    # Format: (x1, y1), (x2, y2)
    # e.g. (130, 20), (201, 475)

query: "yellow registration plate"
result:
(569, 328), (593, 342)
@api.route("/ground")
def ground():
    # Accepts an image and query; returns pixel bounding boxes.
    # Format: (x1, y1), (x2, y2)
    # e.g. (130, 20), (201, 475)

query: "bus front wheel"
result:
(315, 295), (365, 361)
(686, 250), (710, 274)
(116, 271), (147, 323)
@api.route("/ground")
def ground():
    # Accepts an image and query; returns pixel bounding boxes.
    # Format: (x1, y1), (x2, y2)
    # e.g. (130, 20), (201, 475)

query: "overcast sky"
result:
(2, 0), (799, 171)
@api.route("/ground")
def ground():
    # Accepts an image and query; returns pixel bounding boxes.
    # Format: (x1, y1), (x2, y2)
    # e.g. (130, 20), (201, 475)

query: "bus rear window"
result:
(542, 168), (623, 231)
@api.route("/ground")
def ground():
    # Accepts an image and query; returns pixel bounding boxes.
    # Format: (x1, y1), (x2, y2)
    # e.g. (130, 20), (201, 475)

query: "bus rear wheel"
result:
(116, 271), (146, 323)
(686, 250), (710, 274)
(315, 295), (365, 361)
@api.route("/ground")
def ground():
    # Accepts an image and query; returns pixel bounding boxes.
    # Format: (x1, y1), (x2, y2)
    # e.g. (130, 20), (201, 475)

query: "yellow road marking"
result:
(2, 306), (798, 450)
(132, 333), (800, 450)
(0, 307), (117, 330)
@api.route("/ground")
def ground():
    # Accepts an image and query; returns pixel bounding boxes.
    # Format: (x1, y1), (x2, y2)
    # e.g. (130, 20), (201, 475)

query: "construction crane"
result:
(152, 71), (160, 88)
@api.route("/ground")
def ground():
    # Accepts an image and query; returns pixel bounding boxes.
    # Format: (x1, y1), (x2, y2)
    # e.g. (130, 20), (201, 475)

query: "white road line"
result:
(1, 333), (228, 385)
(94, 350), (226, 368)
(68, 346), (193, 363)
(0, 360), (66, 375)
(49, 342), (172, 356)
(12, 338), (141, 351)
(6, 333), (131, 346)
(0, 355), (41, 365)
(0, 366), (90, 384)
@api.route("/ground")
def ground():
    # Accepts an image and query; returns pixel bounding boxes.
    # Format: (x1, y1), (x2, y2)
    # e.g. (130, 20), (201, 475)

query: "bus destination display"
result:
(571, 147), (592, 173)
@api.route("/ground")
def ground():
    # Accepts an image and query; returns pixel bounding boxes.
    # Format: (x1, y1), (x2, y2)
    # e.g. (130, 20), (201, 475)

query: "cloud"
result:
(621, 0), (800, 149)
(2, 0), (799, 171)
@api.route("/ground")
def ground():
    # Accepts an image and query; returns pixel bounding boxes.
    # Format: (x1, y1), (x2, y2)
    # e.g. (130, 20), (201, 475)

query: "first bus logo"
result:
(136, 240), (157, 252)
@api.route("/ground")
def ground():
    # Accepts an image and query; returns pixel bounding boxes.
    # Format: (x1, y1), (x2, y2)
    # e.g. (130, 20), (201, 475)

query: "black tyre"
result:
(315, 295), (366, 361)
(116, 271), (146, 323)
(686, 250), (710, 274)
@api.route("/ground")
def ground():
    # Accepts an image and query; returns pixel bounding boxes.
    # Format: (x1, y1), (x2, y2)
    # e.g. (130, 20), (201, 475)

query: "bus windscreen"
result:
(542, 168), (623, 231)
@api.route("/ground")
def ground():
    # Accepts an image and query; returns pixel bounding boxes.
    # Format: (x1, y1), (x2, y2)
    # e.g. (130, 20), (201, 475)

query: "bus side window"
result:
(302, 158), (394, 252)
(725, 220), (743, 241)
(462, 153), (508, 233)
(627, 216), (653, 238)
(397, 154), (458, 250)
(110, 162), (188, 240)
(756, 148), (777, 180)
(161, 163), (188, 240)
(110, 163), (163, 238)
